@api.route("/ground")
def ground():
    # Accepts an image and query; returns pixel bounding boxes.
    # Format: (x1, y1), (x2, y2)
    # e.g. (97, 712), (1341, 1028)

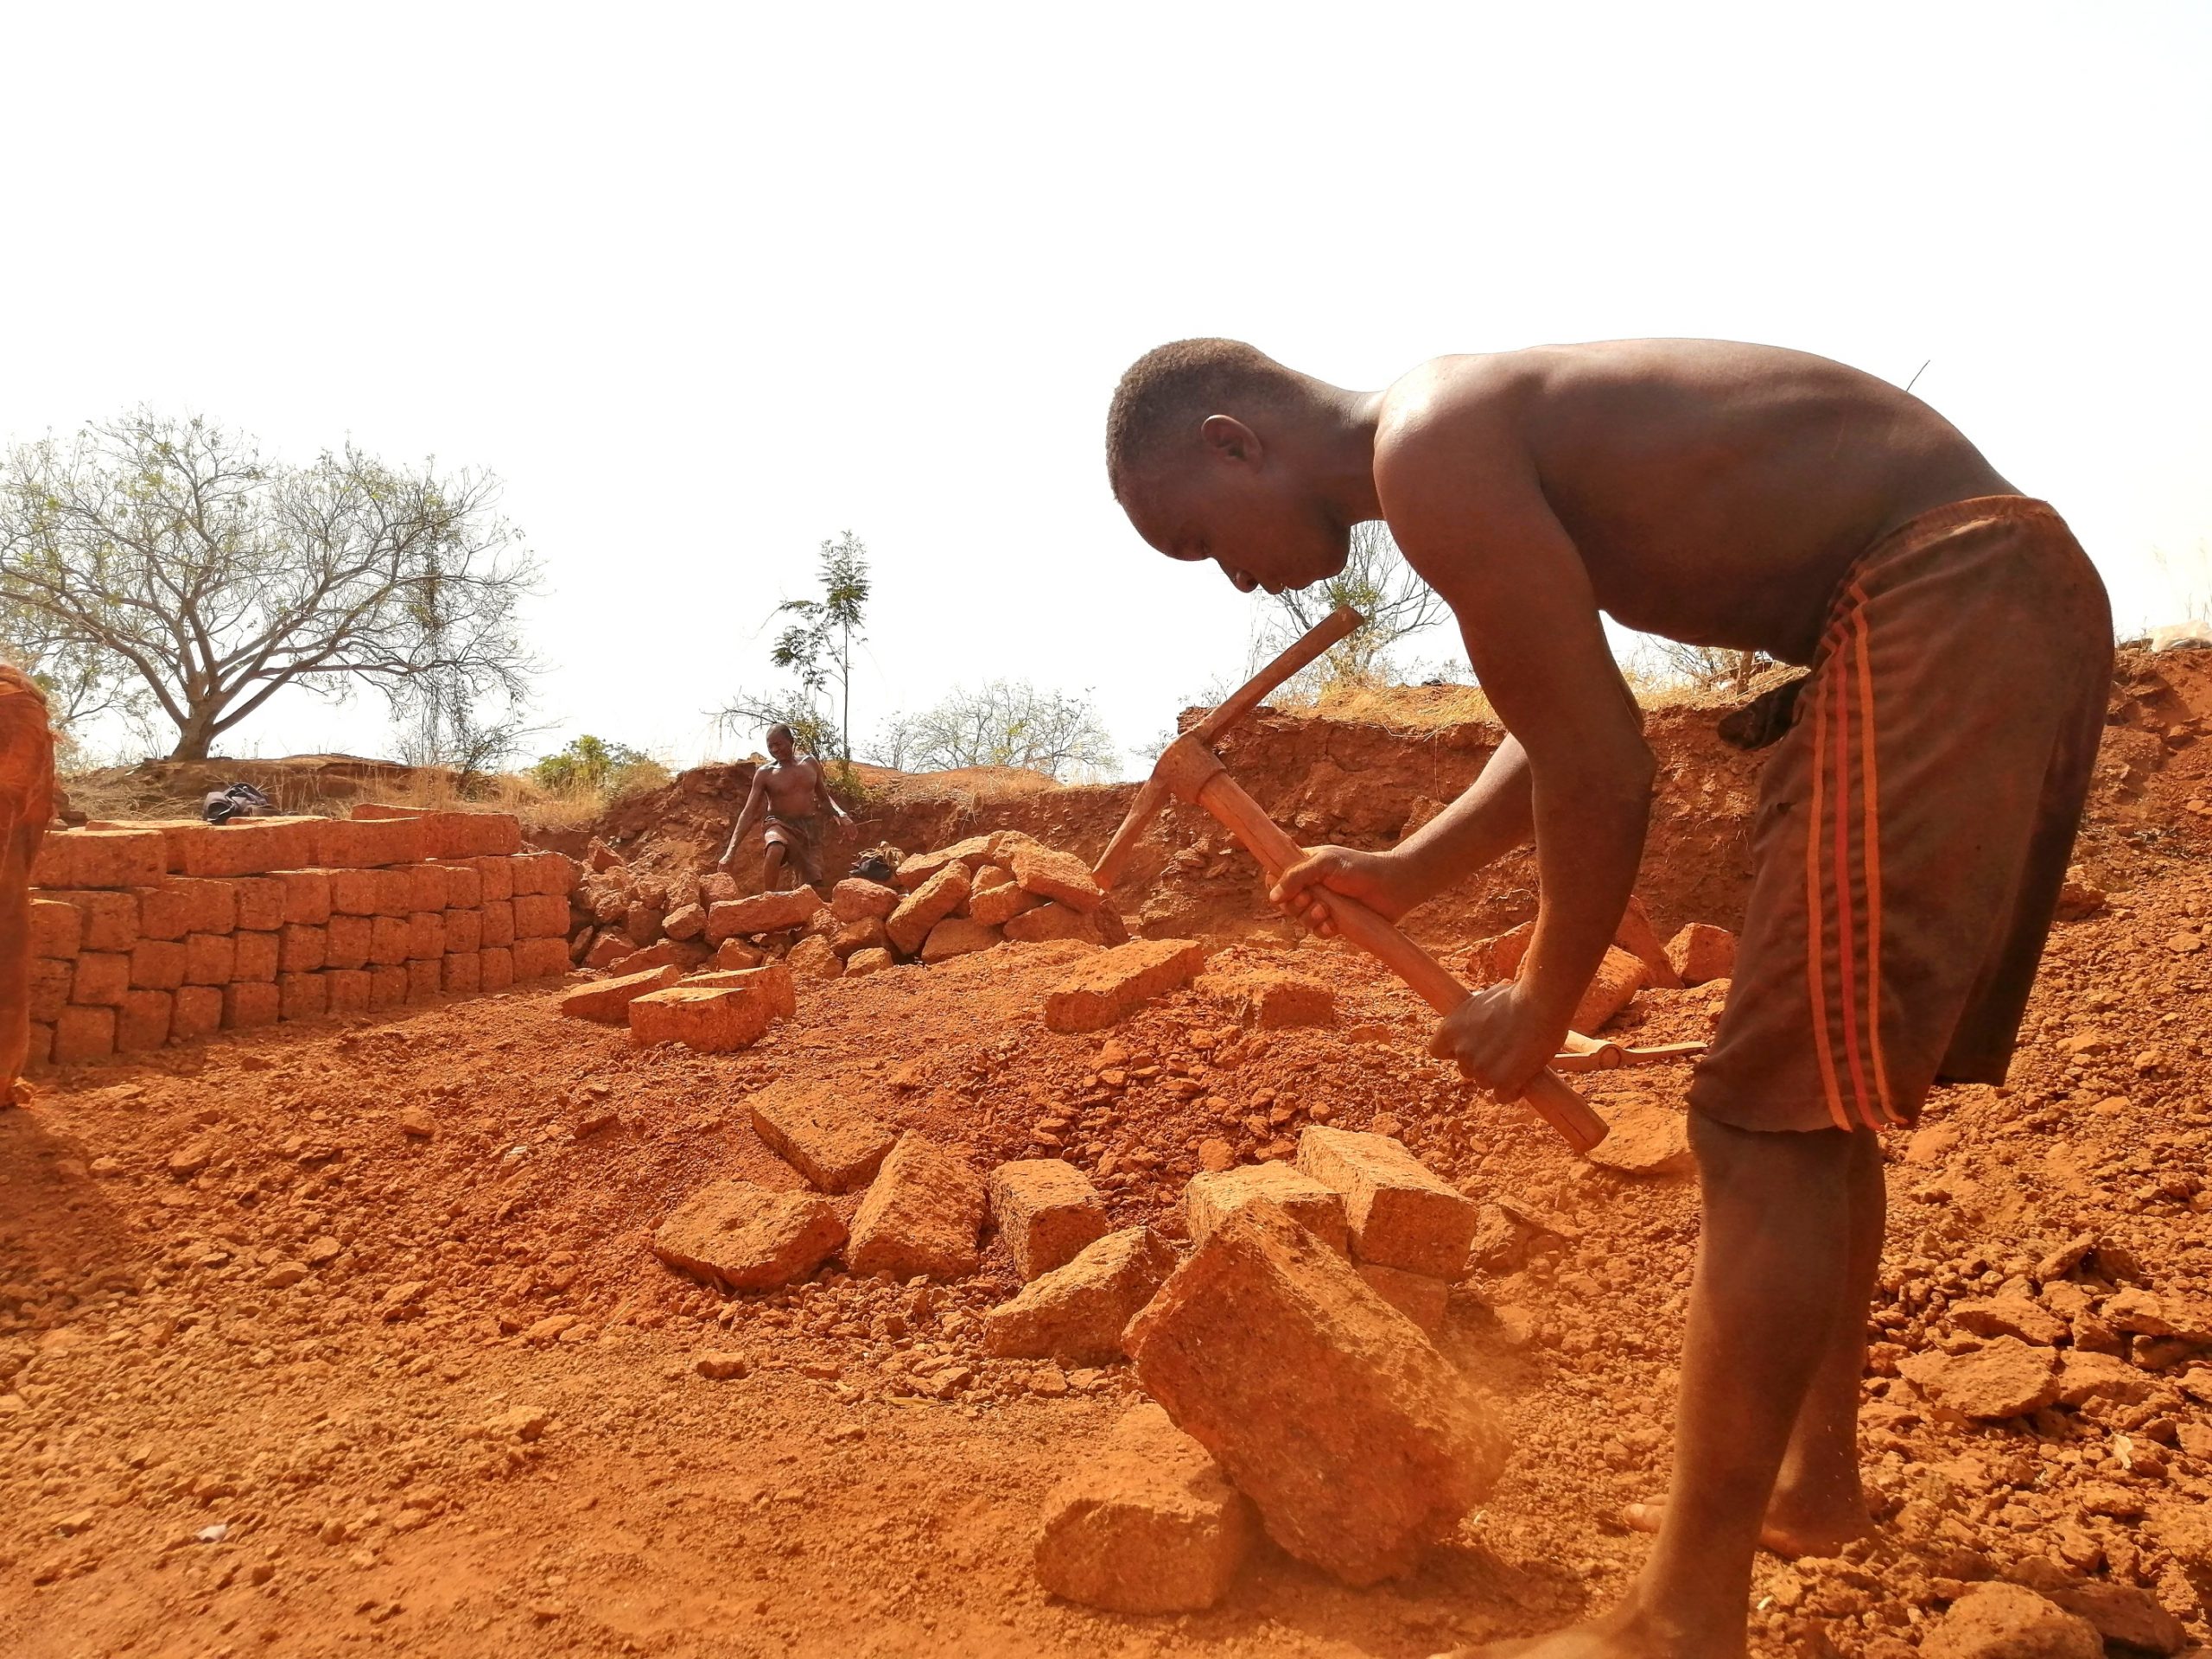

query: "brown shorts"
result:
(764, 812), (825, 883)
(1688, 498), (2112, 1135)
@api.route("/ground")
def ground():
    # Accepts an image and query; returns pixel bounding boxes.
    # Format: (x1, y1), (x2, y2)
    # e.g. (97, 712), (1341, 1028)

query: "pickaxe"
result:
(1094, 605), (1612, 1154)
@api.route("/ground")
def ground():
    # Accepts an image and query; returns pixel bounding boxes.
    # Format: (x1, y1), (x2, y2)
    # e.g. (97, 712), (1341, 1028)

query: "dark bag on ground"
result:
(202, 783), (276, 824)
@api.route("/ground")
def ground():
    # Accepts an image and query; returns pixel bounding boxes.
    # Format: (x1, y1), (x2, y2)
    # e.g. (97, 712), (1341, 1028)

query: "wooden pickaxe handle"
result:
(1156, 735), (1610, 1154)
(1093, 605), (1365, 890)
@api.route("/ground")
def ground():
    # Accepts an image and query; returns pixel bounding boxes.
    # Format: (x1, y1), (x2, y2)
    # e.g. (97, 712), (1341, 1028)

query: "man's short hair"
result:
(766, 723), (793, 743)
(1104, 338), (1302, 501)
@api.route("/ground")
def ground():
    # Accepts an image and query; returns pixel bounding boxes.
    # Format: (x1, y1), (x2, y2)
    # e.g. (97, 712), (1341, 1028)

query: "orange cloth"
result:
(1689, 499), (2111, 1134)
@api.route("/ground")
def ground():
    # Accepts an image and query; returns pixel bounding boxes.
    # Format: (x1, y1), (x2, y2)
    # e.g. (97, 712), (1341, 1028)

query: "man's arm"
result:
(813, 760), (853, 827)
(1385, 410), (1654, 1096)
(1271, 734), (1533, 932)
(717, 773), (769, 869)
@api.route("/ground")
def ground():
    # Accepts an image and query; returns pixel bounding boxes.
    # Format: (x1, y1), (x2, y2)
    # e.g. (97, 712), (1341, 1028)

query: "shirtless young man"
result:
(1104, 339), (2111, 1657)
(715, 724), (853, 892)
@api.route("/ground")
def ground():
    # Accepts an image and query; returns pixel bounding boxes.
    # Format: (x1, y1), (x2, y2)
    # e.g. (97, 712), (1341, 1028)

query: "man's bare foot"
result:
(1621, 1494), (1871, 1559)
(1429, 1594), (1745, 1658)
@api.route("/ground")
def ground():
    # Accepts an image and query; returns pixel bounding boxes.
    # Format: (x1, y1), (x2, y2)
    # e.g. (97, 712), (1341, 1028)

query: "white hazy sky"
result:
(5, 3), (2209, 778)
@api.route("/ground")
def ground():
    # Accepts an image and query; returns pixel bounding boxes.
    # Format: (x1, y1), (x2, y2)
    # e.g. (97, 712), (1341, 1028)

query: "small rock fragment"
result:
(1900, 1336), (2061, 1420)
(652, 1180), (848, 1292)
(988, 1160), (1110, 1281)
(1920, 1581), (2101, 1659)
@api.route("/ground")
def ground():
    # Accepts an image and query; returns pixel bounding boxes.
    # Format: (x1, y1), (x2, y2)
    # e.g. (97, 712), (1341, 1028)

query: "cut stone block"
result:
(1194, 967), (1337, 1028)
(369, 915), (410, 965)
(845, 946), (893, 976)
(435, 862), (484, 908)
(477, 948), (514, 991)
(273, 869), (333, 926)
(29, 898), (81, 958)
(893, 836), (992, 890)
(1124, 1198), (1509, 1586)
(324, 913), (372, 970)
(1184, 1163), (1349, 1256)
(1034, 1403), (1255, 1614)
(117, 988), (173, 1052)
(830, 877), (900, 921)
(313, 816), (423, 869)
(479, 900), (515, 948)
(47, 889), (137, 951)
(72, 951), (130, 1007)
(968, 876), (1039, 929)
(129, 940), (188, 992)
(405, 957), (441, 1000)
(512, 936), (571, 977)
(512, 894), (570, 939)
(171, 984), (224, 1040)
(53, 1004), (118, 1062)
(223, 981), (281, 1029)
(1586, 1101), (1694, 1178)
(846, 1133), (986, 1281)
(1009, 843), (1104, 912)
(705, 887), (823, 941)
(785, 934), (843, 980)
(747, 1079), (896, 1192)
(232, 931), (279, 982)
(442, 951), (480, 995)
(661, 901), (705, 942)
(652, 1179), (848, 1292)
(560, 965), (683, 1022)
(278, 924), (327, 975)
(831, 914), (889, 957)
(988, 1160), (1109, 1281)
(368, 964), (409, 1007)
(1043, 938), (1205, 1033)
(508, 850), (575, 896)
(231, 876), (285, 932)
(982, 1227), (1176, 1362)
(443, 908), (483, 954)
(1003, 902), (1103, 946)
(30, 829), (168, 890)
(279, 971), (328, 1021)
(175, 817), (321, 878)
(626, 985), (772, 1052)
(887, 863), (971, 956)
(1297, 1124), (1478, 1278)
(1357, 1262), (1450, 1335)
(1664, 922), (1738, 986)
(920, 917), (1001, 963)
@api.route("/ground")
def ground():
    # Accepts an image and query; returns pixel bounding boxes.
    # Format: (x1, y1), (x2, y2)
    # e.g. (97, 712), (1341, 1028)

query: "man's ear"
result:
(1198, 414), (1262, 466)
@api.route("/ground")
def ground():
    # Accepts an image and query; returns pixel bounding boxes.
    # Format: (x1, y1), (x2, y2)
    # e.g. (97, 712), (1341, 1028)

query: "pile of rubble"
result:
(566, 829), (1132, 986)
(25, 805), (575, 1066)
(650, 1077), (1507, 1610)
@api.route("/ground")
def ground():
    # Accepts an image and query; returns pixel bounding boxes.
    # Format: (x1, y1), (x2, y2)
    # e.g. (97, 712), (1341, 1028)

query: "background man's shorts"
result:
(1688, 498), (2112, 1135)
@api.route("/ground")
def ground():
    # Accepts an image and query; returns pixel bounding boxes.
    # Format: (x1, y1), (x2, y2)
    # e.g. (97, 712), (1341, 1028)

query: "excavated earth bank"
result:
(4, 650), (2212, 1658)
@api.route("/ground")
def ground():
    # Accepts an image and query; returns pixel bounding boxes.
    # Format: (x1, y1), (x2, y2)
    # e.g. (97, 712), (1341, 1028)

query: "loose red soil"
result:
(8, 653), (2212, 1657)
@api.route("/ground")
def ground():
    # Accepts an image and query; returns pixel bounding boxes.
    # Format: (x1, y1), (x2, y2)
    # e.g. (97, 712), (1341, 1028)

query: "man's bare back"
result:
(1380, 340), (2014, 665)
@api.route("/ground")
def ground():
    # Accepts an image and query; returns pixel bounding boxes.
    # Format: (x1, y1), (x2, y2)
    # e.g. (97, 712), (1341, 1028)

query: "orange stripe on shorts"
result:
(1848, 586), (1899, 1126)
(1803, 647), (1851, 1132)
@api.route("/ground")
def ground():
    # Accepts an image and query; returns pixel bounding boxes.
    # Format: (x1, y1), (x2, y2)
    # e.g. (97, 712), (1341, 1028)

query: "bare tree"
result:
(867, 681), (1118, 780)
(1262, 521), (1449, 683)
(0, 410), (542, 760)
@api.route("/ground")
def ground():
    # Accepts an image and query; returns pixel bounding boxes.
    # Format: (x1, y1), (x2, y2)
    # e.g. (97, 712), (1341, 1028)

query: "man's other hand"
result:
(1427, 981), (1567, 1099)
(1269, 846), (1421, 938)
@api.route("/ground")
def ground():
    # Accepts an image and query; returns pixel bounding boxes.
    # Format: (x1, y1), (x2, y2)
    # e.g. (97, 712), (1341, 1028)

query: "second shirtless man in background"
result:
(715, 722), (853, 893)
(1104, 336), (2111, 1658)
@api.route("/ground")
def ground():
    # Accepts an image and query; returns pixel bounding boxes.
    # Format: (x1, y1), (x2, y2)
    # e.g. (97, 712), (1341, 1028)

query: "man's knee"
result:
(1689, 1108), (1862, 1185)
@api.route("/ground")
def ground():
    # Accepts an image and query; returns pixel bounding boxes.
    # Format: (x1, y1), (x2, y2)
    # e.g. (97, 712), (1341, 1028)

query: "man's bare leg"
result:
(1453, 1116), (1860, 1659)
(1624, 1128), (1883, 1555)
(761, 842), (790, 892)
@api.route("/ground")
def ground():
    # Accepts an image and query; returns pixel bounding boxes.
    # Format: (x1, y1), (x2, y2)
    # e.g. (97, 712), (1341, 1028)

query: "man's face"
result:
(767, 729), (796, 766)
(1124, 462), (1350, 597)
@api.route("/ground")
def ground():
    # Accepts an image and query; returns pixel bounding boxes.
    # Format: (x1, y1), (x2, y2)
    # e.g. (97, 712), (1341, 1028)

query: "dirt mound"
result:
(62, 755), (454, 823)
(7, 651), (2212, 1656)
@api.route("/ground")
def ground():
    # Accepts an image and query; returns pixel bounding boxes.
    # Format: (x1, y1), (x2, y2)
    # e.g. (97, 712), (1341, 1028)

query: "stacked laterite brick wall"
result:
(24, 805), (576, 1068)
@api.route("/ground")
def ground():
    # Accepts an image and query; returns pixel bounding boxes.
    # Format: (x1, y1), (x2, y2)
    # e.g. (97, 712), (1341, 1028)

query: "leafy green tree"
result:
(715, 530), (871, 766)
(530, 734), (660, 795)
(0, 410), (541, 760)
